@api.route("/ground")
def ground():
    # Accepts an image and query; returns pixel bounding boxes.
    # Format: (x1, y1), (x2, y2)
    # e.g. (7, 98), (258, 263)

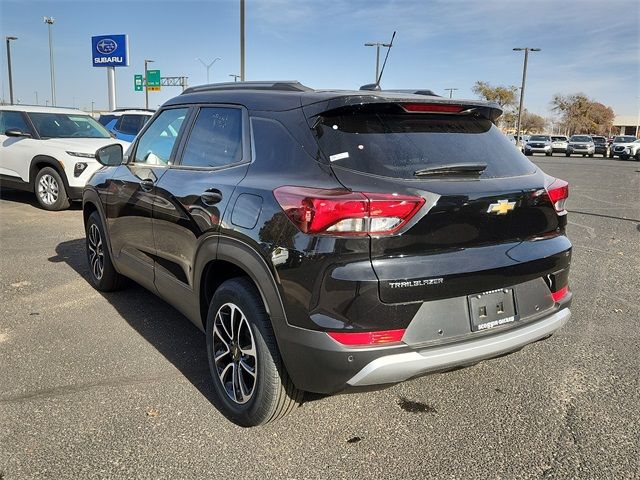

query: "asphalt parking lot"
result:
(1, 154), (638, 479)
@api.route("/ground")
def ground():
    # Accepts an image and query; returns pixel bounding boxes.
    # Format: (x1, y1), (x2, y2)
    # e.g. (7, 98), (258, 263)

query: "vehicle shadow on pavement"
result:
(0, 188), (82, 210)
(50, 238), (219, 405)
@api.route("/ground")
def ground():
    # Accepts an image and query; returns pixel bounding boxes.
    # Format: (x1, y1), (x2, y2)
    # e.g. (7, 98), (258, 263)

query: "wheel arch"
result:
(195, 236), (287, 334)
(29, 155), (71, 194)
(82, 189), (116, 262)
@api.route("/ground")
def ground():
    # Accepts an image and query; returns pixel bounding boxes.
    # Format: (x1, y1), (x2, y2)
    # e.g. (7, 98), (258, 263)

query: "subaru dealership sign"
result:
(91, 34), (129, 67)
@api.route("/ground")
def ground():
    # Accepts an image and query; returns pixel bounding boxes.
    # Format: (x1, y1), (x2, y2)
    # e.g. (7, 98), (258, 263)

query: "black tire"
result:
(635, 152), (640, 161)
(206, 277), (302, 427)
(565, 153), (570, 157)
(34, 167), (70, 211)
(589, 154), (594, 158)
(546, 151), (552, 157)
(582, 154), (586, 157)
(621, 154), (629, 161)
(609, 152), (614, 158)
(85, 211), (124, 292)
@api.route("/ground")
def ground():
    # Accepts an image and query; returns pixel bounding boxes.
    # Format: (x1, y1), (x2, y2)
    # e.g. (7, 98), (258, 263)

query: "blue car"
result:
(99, 109), (154, 142)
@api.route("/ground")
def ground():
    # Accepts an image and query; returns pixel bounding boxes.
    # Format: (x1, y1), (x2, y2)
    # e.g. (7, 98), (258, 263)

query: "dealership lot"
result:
(0, 155), (638, 478)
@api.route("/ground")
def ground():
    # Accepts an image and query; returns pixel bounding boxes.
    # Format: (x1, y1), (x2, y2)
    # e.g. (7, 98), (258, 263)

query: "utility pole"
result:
(91, 101), (94, 117)
(364, 41), (392, 83)
(5, 36), (17, 105)
(229, 74), (241, 82)
(44, 17), (56, 106)
(444, 88), (458, 99)
(197, 57), (221, 84)
(513, 47), (540, 147)
(144, 59), (154, 110)
(240, 0), (245, 81)
(35, 91), (38, 105)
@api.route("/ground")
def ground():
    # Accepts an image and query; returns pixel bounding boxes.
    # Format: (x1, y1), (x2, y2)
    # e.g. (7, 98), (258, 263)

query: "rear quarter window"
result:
(312, 112), (535, 179)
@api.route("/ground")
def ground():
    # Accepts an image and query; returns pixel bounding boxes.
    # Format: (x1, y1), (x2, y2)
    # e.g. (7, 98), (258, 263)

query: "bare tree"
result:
(551, 93), (615, 135)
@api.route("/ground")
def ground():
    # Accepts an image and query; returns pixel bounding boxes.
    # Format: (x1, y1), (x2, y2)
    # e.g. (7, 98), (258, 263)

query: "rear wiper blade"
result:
(414, 163), (487, 176)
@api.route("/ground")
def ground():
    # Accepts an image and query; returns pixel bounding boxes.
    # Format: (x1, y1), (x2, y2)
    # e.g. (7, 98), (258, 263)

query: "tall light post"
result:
(240, 0), (245, 81)
(364, 41), (392, 83)
(5, 36), (17, 105)
(35, 91), (38, 105)
(44, 17), (56, 106)
(229, 74), (241, 82)
(513, 47), (540, 146)
(444, 88), (458, 99)
(144, 59), (154, 110)
(196, 57), (221, 84)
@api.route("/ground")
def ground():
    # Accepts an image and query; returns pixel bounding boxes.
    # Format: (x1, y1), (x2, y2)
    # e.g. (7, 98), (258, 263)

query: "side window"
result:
(117, 115), (145, 135)
(1, 111), (30, 134)
(180, 107), (243, 168)
(133, 108), (188, 165)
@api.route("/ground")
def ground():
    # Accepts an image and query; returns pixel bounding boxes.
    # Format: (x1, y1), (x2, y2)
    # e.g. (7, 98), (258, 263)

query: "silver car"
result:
(609, 135), (638, 159)
(551, 135), (568, 153)
(566, 135), (595, 157)
(524, 135), (553, 156)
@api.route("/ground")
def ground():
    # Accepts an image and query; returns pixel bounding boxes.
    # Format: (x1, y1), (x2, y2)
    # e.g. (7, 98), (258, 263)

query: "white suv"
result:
(0, 105), (129, 210)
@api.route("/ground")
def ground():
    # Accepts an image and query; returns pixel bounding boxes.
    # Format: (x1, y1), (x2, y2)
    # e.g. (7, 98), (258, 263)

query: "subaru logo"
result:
(96, 38), (117, 55)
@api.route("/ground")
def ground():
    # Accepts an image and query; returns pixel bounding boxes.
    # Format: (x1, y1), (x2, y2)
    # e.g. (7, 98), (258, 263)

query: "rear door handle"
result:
(201, 189), (223, 206)
(139, 179), (155, 191)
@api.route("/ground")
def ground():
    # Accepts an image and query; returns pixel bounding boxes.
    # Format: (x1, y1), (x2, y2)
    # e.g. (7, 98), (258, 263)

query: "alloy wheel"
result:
(212, 302), (258, 405)
(87, 223), (104, 280)
(38, 174), (59, 205)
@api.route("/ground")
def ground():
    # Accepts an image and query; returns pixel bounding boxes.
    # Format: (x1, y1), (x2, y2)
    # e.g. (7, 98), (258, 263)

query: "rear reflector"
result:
(402, 103), (464, 113)
(273, 186), (424, 236)
(551, 286), (569, 302)
(327, 329), (406, 346)
(546, 178), (569, 213)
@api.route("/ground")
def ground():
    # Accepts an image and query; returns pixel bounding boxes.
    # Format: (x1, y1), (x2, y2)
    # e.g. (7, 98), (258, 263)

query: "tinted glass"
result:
(551, 136), (567, 141)
(313, 112), (535, 179)
(529, 135), (550, 141)
(98, 114), (116, 126)
(133, 108), (187, 165)
(570, 136), (592, 142)
(28, 113), (111, 138)
(116, 114), (148, 135)
(0, 111), (30, 133)
(614, 136), (636, 143)
(180, 107), (243, 168)
(592, 136), (606, 143)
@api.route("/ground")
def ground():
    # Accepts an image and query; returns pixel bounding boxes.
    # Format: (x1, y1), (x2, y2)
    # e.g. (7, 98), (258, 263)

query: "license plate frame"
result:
(468, 288), (518, 332)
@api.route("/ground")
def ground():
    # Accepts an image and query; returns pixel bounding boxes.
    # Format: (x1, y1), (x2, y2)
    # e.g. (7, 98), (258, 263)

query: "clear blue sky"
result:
(1, 0), (638, 117)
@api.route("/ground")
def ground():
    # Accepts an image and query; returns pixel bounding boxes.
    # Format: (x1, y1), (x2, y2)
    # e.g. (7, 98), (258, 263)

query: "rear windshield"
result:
(312, 112), (535, 179)
(592, 136), (606, 142)
(570, 135), (592, 142)
(614, 136), (636, 143)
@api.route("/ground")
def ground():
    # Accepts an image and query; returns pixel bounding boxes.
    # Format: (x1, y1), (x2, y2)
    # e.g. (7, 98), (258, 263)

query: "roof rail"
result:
(384, 89), (441, 97)
(182, 81), (313, 95)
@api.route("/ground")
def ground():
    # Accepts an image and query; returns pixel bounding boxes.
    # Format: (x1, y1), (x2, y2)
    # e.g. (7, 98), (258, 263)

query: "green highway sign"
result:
(134, 74), (143, 92)
(147, 69), (161, 91)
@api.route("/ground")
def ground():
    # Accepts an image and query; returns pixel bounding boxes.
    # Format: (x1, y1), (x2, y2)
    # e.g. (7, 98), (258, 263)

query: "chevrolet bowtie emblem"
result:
(487, 199), (516, 215)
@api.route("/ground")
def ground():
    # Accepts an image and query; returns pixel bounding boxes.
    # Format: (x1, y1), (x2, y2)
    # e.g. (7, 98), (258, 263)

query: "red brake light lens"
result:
(546, 178), (569, 213)
(327, 329), (406, 346)
(402, 103), (464, 113)
(273, 186), (425, 236)
(551, 286), (569, 302)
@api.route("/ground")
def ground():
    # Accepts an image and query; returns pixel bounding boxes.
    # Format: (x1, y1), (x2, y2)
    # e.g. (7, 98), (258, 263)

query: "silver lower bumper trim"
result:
(347, 308), (571, 387)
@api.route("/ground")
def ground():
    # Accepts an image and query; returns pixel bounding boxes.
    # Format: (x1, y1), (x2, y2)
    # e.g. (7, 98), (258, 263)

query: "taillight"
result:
(273, 186), (425, 236)
(402, 103), (464, 113)
(327, 329), (406, 346)
(546, 178), (569, 213)
(551, 286), (569, 302)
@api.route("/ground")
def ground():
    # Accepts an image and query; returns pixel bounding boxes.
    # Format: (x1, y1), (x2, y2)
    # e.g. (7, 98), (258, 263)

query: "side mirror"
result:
(95, 144), (123, 166)
(5, 129), (31, 138)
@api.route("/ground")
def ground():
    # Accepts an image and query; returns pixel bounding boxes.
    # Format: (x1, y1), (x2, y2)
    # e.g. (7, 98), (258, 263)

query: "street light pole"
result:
(197, 57), (221, 84)
(364, 41), (392, 83)
(44, 17), (56, 106)
(144, 59), (154, 110)
(444, 88), (458, 99)
(229, 74), (241, 82)
(240, 0), (245, 81)
(5, 36), (17, 105)
(513, 47), (540, 146)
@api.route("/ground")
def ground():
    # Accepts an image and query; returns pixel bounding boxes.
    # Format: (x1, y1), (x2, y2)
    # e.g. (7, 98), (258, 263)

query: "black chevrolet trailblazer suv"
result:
(83, 82), (572, 426)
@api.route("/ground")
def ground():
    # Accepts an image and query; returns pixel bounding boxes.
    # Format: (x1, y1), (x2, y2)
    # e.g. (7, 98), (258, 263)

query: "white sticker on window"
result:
(329, 152), (349, 162)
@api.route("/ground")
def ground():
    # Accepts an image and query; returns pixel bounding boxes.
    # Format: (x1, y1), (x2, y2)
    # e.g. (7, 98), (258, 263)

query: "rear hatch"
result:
(304, 99), (570, 304)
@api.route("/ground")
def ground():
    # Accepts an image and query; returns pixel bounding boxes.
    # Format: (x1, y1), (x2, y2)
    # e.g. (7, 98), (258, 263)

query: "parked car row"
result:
(520, 133), (639, 160)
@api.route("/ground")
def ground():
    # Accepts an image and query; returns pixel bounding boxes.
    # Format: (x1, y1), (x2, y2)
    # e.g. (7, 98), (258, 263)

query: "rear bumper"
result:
(347, 307), (570, 387)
